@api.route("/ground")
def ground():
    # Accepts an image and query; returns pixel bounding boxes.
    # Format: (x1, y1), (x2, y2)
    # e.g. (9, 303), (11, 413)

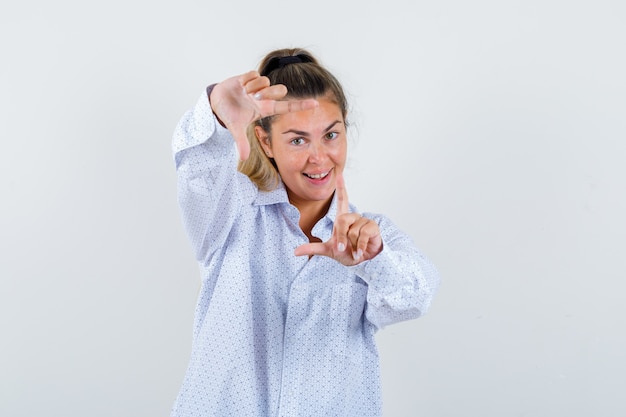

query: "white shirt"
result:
(170, 91), (440, 417)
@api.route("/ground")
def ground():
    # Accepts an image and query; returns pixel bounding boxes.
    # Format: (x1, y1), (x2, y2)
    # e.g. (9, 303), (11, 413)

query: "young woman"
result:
(171, 48), (439, 417)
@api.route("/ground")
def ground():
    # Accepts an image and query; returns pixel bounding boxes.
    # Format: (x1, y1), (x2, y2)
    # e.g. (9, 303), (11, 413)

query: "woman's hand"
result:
(294, 173), (383, 266)
(210, 71), (318, 160)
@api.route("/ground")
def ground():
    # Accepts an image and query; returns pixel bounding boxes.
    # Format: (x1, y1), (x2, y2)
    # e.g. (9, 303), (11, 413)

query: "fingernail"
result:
(338, 242), (345, 252)
(254, 93), (262, 100)
(354, 249), (363, 261)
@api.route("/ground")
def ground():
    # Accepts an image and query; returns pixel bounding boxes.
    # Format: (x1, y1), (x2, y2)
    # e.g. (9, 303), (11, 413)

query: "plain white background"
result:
(1, 1), (625, 416)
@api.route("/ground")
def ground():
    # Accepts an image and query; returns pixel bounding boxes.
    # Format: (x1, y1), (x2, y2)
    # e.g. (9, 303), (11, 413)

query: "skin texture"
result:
(210, 71), (383, 265)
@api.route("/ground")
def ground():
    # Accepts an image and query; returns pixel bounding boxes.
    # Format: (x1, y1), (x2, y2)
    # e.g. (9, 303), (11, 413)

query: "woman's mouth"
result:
(303, 170), (330, 179)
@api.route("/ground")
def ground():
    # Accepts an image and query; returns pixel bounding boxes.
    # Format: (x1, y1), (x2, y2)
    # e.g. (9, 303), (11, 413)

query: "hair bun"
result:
(260, 50), (315, 76)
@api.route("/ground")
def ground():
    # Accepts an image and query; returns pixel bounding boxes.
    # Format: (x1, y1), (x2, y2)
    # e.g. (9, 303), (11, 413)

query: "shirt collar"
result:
(253, 180), (352, 241)
(253, 180), (290, 206)
(253, 180), (344, 217)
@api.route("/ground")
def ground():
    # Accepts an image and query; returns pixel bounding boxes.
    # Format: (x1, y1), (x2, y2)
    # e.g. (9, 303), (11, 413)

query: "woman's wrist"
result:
(206, 84), (227, 128)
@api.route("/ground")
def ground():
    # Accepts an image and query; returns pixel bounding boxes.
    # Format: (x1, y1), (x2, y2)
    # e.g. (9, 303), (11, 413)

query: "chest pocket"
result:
(329, 281), (368, 360)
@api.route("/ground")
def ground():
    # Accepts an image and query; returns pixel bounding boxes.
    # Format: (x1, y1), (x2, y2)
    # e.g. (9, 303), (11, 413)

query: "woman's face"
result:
(257, 97), (347, 209)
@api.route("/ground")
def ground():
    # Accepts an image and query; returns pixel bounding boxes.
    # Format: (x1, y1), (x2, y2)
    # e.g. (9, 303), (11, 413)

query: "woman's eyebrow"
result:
(323, 120), (342, 132)
(281, 120), (342, 135)
(281, 128), (309, 136)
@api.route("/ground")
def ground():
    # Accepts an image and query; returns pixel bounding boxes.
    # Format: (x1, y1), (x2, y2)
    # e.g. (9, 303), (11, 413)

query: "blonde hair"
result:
(238, 48), (348, 191)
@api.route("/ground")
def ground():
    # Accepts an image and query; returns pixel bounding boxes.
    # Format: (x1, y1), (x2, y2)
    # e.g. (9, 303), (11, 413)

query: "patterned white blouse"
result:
(170, 89), (440, 417)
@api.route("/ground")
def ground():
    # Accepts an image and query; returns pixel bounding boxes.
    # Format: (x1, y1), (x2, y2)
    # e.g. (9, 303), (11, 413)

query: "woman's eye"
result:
(325, 132), (338, 140)
(291, 137), (305, 145)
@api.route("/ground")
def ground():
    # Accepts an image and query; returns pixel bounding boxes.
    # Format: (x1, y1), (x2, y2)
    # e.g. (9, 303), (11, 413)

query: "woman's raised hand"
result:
(294, 173), (383, 266)
(210, 71), (318, 160)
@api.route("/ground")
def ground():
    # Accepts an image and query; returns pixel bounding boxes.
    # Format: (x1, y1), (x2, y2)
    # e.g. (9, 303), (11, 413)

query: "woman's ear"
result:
(254, 126), (273, 158)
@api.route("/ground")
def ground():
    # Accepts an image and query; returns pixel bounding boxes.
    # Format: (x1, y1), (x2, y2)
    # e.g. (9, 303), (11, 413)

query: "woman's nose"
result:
(308, 141), (325, 163)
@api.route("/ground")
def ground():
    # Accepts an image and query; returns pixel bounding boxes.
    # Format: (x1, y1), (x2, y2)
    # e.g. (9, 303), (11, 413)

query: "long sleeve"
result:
(172, 90), (256, 264)
(352, 214), (440, 329)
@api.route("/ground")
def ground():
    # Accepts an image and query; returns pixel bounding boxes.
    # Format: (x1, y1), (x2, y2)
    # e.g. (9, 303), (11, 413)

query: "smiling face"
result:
(256, 97), (347, 213)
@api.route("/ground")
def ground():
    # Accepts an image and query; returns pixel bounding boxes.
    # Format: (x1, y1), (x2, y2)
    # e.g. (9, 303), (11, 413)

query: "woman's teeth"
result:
(305, 171), (329, 179)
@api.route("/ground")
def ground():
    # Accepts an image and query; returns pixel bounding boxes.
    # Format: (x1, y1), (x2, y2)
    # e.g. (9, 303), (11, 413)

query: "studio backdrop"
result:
(1, 1), (625, 416)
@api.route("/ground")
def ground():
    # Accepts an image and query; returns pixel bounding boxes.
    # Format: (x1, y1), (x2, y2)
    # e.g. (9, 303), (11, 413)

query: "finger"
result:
(352, 219), (380, 261)
(333, 213), (361, 255)
(294, 241), (331, 258)
(335, 171), (349, 216)
(346, 216), (368, 247)
(237, 71), (260, 88)
(334, 172), (350, 252)
(243, 76), (271, 95)
(270, 98), (319, 116)
(252, 84), (287, 101)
